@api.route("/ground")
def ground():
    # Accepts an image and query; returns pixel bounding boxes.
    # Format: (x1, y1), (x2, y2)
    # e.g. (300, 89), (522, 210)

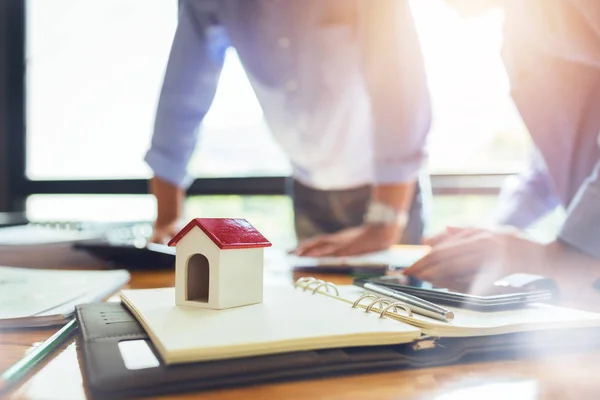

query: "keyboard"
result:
(0, 221), (175, 270)
(70, 222), (176, 269)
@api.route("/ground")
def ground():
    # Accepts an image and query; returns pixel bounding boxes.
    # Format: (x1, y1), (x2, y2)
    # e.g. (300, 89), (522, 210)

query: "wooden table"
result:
(3, 262), (600, 400)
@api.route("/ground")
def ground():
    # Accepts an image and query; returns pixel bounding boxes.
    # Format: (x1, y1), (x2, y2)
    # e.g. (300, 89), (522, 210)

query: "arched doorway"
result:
(186, 254), (210, 302)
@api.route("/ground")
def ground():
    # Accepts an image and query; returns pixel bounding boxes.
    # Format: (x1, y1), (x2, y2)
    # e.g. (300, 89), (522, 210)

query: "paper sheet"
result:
(334, 285), (600, 337)
(0, 266), (130, 321)
(121, 285), (422, 364)
(284, 245), (431, 268)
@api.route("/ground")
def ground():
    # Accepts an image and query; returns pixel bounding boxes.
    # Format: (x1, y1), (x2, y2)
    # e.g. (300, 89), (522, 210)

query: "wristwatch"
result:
(363, 201), (408, 226)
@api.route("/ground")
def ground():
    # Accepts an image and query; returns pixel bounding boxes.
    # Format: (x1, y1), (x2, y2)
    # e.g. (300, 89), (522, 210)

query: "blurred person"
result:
(405, 0), (600, 300)
(491, 148), (561, 230)
(145, 0), (433, 256)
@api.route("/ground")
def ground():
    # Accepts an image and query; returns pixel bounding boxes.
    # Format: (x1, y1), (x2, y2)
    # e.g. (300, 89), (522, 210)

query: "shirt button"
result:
(285, 80), (298, 92)
(278, 37), (290, 48)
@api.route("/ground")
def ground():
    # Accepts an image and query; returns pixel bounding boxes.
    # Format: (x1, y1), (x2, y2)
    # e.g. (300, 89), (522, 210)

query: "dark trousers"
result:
(287, 178), (425, 245)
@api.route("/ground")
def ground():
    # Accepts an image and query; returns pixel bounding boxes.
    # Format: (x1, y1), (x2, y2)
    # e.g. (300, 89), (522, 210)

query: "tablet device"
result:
(353, 274), (553, 312)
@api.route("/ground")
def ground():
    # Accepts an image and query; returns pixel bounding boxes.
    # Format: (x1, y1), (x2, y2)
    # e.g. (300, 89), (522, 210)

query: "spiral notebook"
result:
(119, 278), (600, 366)
(119, 284), (423, 365)
(76, 301), (600, 399)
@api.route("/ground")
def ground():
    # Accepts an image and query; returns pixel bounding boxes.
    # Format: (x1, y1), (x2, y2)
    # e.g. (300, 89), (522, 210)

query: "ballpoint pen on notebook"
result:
(363, 282), (455, 322)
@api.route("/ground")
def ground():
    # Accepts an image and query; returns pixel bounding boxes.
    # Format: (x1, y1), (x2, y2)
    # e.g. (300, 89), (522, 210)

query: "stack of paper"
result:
(0, 265), (130, 328)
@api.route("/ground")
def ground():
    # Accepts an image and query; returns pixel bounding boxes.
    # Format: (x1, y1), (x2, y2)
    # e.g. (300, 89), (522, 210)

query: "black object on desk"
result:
(292, 264), (388, 276)
(73, 225), (175, 270)
(0, 220), (175, 269)
(72, 223), (175, 269)
(73, 240), (175, 270)
(353, 274), (553, 312)
(0, 212), (28, 228)
(76, 301), (600, 399)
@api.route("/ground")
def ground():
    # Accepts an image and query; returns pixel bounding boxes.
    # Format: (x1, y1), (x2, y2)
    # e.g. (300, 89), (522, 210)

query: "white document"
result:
(285, 245), (431, 268)
(0, 266), (130, 327)
(334, 285), (600, 337)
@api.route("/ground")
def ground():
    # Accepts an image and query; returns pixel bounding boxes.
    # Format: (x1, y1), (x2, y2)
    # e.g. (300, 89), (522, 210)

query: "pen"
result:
(363, 282), (455, 322)
(0, 319), (78, 394)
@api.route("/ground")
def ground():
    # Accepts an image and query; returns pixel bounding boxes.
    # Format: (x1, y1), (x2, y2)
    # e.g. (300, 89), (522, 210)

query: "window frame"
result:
(0, 0), (26, 212)
(0, 0), (510, 214)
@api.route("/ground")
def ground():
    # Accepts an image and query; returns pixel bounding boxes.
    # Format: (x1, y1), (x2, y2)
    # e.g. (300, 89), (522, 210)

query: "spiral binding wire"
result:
(294, 276), (339, 296)
(294, 277), (413, 320)
(352, 293), (413, 319)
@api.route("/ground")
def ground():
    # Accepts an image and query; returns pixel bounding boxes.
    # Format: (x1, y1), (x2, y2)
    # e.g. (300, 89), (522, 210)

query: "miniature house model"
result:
(168, 218), (272, 310)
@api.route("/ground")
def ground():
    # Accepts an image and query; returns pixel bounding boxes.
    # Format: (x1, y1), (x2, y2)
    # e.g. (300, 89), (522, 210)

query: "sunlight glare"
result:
(203, 48), (265, 130)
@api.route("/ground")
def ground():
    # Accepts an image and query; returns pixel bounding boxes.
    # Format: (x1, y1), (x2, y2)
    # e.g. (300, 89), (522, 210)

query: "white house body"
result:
(169, 218), (271, 310)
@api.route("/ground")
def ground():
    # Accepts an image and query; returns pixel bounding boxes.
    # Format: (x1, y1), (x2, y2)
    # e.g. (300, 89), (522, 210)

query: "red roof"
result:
(167, 218), (272, 250)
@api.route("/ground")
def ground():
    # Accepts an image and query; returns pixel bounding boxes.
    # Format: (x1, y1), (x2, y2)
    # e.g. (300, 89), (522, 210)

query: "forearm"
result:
(371, 181), (416, 219)
(545, 239), (600, 304)
(493, 152), (560, 228)
(145, 0), (223, 190)
(360, 181), (417, 247)
(557, 161), (600, 259)
(542, 160), (600, 301)
(150, 176), (185, 227)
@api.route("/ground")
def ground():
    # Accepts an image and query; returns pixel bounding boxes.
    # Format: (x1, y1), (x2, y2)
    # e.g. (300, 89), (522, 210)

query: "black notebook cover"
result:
(75, 302), (600, 399)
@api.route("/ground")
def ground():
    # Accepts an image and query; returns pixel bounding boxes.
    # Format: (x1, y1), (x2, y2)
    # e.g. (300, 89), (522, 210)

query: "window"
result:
(410, 1), (533, 175)
(25, 194), (298, 247)
(186, 49), (292, 178)
(25, 0), (530, 184)
(25, 0), (290, 182)
(25, 192), (563, 248)
(18, 0), (549, 236)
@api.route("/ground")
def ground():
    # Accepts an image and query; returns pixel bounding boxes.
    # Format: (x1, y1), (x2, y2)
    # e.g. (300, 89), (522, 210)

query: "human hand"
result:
(422, 225), (491, 247)
(292, 223), (403, 257)
(149, 176), (184, 244)
(149, 222), (179, 245)
(404, 226), (548, 293)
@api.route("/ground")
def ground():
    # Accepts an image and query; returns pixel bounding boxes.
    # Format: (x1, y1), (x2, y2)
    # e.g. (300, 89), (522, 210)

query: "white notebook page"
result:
(121, 285), (422, 365)
(335, 285), (600, 337)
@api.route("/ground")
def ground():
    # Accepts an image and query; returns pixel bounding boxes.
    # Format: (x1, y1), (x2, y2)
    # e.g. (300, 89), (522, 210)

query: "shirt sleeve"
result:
(493, 149), (561, 229)
(144, 0), (225, 189)
(558, 156), (600, 259)
(356, 0), (432, 184)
